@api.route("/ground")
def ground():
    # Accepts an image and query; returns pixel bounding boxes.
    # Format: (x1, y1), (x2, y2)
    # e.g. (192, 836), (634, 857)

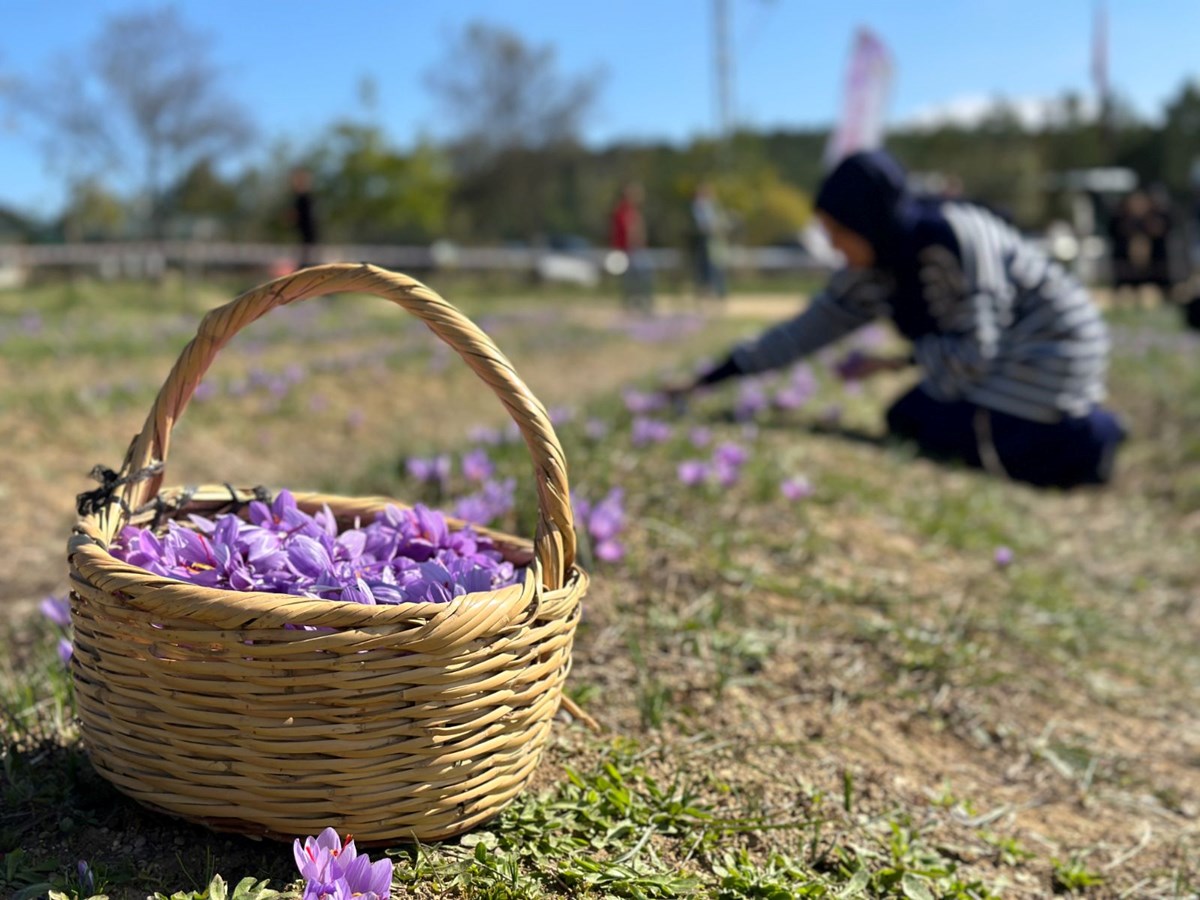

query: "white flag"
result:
(824, 27), (895, 168)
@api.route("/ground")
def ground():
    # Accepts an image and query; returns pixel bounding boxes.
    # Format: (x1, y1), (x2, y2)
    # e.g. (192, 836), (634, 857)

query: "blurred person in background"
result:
(289, 166), (319, 269)
(664, 150), (1126, 489)
(689, 179), (730, 302)
(1108, 188), (1172, 307)
(609, 181), (654, 311)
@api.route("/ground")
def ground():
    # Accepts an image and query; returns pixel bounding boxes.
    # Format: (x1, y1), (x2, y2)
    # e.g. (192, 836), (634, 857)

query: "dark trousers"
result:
(885, 386), (1127, 488)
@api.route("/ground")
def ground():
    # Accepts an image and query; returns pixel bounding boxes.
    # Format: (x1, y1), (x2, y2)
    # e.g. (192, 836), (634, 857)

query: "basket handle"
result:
(105, 263), (575, 590)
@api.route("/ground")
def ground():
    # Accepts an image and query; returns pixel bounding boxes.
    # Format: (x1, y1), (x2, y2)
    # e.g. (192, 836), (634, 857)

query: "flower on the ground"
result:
(677, 460), (709, 486)
(688, 426), (712, 448)
(623, 389), (667, 415)
(294, 826), (392, 900)
(40, 595), (73, 664)
(461, 448), (494, 483)
(713, 442), (749, 468)
(39, 596), (70, 628)
(735, 381), (770, 420)
(453, 478), (516, 527)
(774, 364), (817, 410)
(573, 488), (626, 564)
(112, 490), (520, 605)
(994, 546), (1014, 567)
(781, 476), (814, 501)
(406, 455), (451, 487)
(631, 417), (672, 446)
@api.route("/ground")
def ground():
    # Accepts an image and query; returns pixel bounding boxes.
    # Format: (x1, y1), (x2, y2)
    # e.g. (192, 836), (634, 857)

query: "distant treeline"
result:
(5, 12), (1200, 249)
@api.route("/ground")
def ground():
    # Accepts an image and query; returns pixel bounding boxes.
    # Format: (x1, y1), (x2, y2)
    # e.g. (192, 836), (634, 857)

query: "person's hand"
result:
(834, 350), (909, 381)
(657, 377), (696, 414)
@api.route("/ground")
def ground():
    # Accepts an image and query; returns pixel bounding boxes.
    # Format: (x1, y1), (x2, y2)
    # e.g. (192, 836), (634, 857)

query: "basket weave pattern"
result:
(67, 264), (588, 842)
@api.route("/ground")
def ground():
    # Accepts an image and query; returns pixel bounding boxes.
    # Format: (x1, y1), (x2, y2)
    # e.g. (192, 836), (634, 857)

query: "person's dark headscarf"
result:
(815, 150), (916, 270)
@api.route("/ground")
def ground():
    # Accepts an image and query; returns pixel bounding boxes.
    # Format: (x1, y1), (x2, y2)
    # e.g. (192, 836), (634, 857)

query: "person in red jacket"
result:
(609, 181), (654, 310)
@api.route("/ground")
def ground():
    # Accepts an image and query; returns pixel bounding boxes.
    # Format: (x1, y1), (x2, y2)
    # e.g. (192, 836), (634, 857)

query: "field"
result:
(1, 272), (1198, 899)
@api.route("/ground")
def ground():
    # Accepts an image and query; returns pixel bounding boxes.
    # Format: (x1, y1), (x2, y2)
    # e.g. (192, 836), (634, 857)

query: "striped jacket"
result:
(731, 201), (1109, 423)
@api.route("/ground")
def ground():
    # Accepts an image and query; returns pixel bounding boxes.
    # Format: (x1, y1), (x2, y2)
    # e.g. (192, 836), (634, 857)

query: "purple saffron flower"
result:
(713, 460), (741, 488)
(406, 455), (451, 487)
(57, 638), (73, 664)
(712, 442), (749, 468)
(549, 405), (575, 426)
(688, 426), (712, 448)
(294, 826), (390, 900)
(453, 478), (516, 526)
(586, 489), (625, 542)
(994, 546), (1014, 567)
(340, 852), (394, 900)
(631, 417), (672, 446)
(781, 476), (814, 501)
(623, 389), (667, 415)
(39, 596), (71, 628)
(594, 539), (625, 563)
(677, 460), (709, 486)
(735, 381), (770, 420)
(834, 349), (868, 381)
(461, 448), (494, 483)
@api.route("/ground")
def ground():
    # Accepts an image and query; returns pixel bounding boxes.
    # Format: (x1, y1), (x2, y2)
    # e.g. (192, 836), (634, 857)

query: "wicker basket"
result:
(67, 263), (588, 843)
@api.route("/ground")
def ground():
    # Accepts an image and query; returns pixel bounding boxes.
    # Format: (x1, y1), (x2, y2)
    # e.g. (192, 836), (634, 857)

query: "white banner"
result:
(824, 27), (895, 168)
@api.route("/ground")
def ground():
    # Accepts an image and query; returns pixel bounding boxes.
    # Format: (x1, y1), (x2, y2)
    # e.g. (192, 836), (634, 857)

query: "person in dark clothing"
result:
(665, 150), (1126, 489)
(290, 166), (319, 269)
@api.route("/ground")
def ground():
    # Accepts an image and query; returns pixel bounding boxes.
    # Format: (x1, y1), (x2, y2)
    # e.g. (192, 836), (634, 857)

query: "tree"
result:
(14, 8), (254, 237)
(311, 122), (453, 243)
(426, 22), (603, 170)
(423, 22), (603, 241)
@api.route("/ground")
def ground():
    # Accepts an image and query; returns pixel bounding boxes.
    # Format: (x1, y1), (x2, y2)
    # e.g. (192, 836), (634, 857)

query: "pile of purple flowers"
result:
(112, 490), (522, 605)
(573, 488), (627, 563)
(295, 827), (392, 900)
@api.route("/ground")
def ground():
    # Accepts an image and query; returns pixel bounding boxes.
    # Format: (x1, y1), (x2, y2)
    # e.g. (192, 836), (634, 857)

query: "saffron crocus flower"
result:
(295, 826), (395, 900)
(623, 389), (667, 415)
(712, 460), (741, 488)
(406, 455), (451, 487)
(712, 442), (749, 468)
(573, 487), (627, 564)
(461, 448), (494, 483)
(294, 826), (357, 886)
(340, 852), (394, 900)
(688, 426), (712, 448)
(631, 417), (672, 446)
(677, 460), (709, 486)
(735, 381), (770, 420)
(39, 596), (71, 628)
(994, 546), (1014, 567)
(57, 638), (73, 664)
(781, 476), (814, 501)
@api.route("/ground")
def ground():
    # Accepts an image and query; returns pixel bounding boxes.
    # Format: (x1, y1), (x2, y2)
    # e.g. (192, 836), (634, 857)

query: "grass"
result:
(1, 275), (1198, 898)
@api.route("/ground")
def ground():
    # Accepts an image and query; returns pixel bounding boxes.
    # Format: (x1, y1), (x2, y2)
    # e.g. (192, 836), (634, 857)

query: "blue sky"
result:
(2, 0), (1198, 216)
